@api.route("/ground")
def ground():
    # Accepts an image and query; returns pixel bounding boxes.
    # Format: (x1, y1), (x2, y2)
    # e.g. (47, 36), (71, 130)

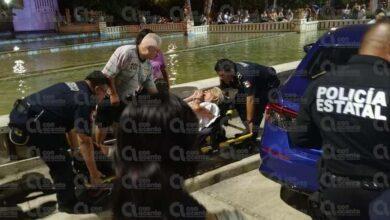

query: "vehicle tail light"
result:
(265, 103), (297, 131)
(262, 146), (290, 160)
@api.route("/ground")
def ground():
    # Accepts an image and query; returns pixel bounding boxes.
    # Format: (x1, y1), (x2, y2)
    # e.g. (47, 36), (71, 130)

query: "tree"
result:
(184, 0), (194, 22)
(370, 0), (378, 13)
(204, 0), (213, 17)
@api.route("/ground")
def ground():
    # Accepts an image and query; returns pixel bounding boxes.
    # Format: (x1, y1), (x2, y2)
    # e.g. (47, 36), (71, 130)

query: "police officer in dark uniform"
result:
(214, 59), (280, 138)
(289, 20), (390, 219)
(8, 71), (109, 213)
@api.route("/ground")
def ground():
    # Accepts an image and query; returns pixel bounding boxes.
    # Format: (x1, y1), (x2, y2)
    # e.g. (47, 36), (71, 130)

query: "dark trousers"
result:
(313, 171), (386, 220)
(30, 132), (77, 207)
(234, 93), (268, 138)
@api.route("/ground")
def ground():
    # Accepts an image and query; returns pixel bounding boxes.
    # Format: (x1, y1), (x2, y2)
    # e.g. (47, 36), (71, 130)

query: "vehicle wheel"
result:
(280, 185), (310, 215)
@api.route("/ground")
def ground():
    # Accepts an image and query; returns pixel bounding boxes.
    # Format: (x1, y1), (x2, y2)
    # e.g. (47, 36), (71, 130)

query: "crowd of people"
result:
(342, 3), (368, 19)
(214, 8), (294, 24)
(342, 3), (389, 20)
(216, 10), (251, 24)
(260, 8), (295, 22)
(208, 4), (389, 25)
(68, 3), (388, 26)
(139, 14), (182, 24)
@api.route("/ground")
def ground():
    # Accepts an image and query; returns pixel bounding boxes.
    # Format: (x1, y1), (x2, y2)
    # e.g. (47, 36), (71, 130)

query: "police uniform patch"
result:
(65, 82), (80, 91)
(244, 81), (252, 88)
(238, 62), (249, 67)
(237, 72), (243, 81)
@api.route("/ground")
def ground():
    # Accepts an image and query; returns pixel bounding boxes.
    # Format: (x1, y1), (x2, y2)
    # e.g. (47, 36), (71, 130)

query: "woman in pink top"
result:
(150, 51), (170, 91)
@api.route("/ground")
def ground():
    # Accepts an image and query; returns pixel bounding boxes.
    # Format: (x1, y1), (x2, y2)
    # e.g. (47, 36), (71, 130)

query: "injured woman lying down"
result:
(184, 87), (224, 130)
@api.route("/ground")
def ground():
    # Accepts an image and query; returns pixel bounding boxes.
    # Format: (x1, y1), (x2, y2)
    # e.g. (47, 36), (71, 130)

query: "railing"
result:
(189, 25), (209, 34)
(318, 19), (370, 30)
(102, 22), (187, 35)
(141, 22), (186, 32)
(104, 25), (139, 34)
(208, 22), (291, 33)
(300, 21), (319, 32)
(100, 19), (371, 36)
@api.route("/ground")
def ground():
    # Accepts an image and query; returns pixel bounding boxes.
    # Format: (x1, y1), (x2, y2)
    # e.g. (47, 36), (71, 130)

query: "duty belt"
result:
(14, 99), (45, 122)
(14, 99), (31, 114)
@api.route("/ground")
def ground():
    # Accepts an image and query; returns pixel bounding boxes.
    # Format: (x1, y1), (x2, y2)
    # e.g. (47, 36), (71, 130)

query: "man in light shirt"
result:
(95, 29), (160, 150)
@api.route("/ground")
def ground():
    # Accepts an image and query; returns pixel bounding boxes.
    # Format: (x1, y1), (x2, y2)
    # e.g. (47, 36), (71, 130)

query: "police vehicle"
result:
(259, 24), (370, 195)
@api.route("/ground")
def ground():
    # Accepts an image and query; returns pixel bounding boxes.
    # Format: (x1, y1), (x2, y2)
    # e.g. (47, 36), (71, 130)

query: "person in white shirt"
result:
(95, 30), (161, 152)
(184, 87), (224, 130)
(358, 4), (367, 19)
(223, 12), (230, 24)
(286, 9), (294, 21)
(243, 10), (250, 23)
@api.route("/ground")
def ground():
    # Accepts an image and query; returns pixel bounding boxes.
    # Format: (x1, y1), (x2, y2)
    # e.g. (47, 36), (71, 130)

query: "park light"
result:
(4, 0), (12, 5)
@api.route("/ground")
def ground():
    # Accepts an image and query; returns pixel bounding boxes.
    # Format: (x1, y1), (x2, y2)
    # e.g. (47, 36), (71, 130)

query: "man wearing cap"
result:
(95, 30), (161, 149)
(8, 71), (109, 213)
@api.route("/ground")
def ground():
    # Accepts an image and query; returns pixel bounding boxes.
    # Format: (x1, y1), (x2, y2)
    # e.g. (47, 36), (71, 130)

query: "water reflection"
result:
(166, 42), (178, 85)
(0, 32), (325, 114)
(168, 54), (179, 85)
(167, 43), (177, 53)
(13, 60), (29, 99)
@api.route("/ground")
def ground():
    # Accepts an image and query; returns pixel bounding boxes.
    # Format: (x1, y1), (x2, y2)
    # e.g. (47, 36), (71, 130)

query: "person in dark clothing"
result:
(289, 20), (390, 219)
(112, 93), (245, 220)
(8, 71), (109, 213)
(214, 59), (280, 139)
(112, 93), (204, 220)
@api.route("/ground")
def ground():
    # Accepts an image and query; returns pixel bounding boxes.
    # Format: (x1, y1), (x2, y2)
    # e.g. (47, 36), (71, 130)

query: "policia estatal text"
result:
(290, 20), (390, 219)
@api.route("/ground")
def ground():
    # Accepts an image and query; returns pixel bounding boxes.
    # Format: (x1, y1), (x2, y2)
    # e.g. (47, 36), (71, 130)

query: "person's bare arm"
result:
(108, 77), (120, 105)
(144, 65), (159, 94)
(66, 130), (78, 149)
(146, 86), (159, 94)
(246, 95), (255, 133)
(184, 90), (203, 103)
(183, 95), (194, 103)
(161, 68), (170, 88)
(77, 133), (104, 186)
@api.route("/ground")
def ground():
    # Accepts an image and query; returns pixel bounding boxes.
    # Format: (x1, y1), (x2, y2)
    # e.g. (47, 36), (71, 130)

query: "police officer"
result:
(8, 71), (109, 213)
(289, 20), (390, 219)
(214, 59), (280, 138)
